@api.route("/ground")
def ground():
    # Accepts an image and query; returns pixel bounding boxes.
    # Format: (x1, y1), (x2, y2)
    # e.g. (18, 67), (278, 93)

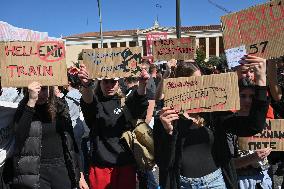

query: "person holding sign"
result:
(229, 79), (272, 189)
(235, 55), (275, 120)
(11, 82), (88, 189)
(78, 64), (149, 189)
(154, 57), (269, 189)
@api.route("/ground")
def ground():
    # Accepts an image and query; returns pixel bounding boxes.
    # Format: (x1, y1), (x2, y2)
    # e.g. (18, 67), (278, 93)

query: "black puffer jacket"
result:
(12, 97), (81, 189)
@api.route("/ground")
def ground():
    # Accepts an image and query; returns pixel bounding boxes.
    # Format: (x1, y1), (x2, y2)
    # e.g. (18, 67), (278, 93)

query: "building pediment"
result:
(138, 26), (175, 34)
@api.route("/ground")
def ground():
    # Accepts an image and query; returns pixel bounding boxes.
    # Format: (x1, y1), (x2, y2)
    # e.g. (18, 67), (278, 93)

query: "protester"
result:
(124, 76), (159, 189)
(149, 64), (160, 88)
(12, 82), (88, 189)
(236, 63), (274, 120)
(154, 55), (269, 189)
(65, 72), (85, 152)
(231, 79), (272, 189)
(0, 78), (16, 189)
(78, 64), (149, 189)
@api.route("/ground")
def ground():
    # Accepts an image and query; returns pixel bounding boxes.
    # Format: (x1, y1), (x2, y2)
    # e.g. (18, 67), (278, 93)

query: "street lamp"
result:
(97, 0), (103, 48)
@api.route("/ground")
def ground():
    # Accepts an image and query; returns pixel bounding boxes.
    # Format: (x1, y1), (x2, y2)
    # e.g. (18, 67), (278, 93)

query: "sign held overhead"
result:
(152, 37), (196, 61)
(82, 47), (143, 79)
(0, 41), (68, 87)
(221, 0), (284, 66)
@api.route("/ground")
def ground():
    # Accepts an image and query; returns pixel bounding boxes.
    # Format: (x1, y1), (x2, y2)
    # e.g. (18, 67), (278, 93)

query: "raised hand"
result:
(27, 81), (41, 107)
(253, 148), (272, 161)
(241, 55), (266, 86)
(78, 64), (91, 87)
(137, 68), (150, 95)
(159, 107), (179, 135)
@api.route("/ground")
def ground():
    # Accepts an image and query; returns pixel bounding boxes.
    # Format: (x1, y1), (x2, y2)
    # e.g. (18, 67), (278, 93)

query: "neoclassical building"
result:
(64, 21), (224, 67)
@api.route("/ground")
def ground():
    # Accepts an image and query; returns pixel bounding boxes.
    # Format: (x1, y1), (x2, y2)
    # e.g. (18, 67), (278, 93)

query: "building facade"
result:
(64, 21), (224, 67)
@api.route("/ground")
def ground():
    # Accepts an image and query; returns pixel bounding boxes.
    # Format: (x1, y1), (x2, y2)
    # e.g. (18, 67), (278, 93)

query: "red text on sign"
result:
(6, 65), (53, 78)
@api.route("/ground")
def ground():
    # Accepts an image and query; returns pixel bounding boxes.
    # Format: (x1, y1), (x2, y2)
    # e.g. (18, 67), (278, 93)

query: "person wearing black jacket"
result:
(78, 64), (149, 189)
(12, 82), (88, 189)
(154, 55), (269, 189)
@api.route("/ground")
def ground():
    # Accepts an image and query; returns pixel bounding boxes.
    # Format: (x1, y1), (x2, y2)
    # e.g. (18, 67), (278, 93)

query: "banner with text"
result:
(82, 47), (143, 79)
(152, 37), (196, 61)
(0, 41), (68, 87)
(239, 119), (284, 151)
(221, 0), (284, 68)
(163, 72), (240, 113)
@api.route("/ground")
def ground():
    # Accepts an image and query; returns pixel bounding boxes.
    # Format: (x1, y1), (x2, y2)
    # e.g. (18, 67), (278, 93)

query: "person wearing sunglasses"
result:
(78, 64), (149, 189)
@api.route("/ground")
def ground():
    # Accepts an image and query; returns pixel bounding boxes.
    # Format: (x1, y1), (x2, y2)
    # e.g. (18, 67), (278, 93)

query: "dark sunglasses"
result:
(102, 79), (118, 84)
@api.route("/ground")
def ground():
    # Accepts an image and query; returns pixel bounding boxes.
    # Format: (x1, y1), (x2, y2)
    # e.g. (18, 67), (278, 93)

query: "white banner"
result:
(0, 21), (59, 41)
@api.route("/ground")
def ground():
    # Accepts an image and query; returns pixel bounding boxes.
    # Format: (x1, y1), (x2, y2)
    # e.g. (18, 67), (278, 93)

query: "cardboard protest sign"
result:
(152, 37), (196, 61)
(239, 119), (284, 151)
(0, 41), (68, 87)
(163, 72), (240, 113)
(221, 0), (284, 67)
(82, 47), (143, 79)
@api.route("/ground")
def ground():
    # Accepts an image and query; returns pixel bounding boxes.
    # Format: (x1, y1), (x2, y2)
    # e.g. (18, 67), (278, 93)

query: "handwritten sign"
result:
(0, 41), (68, 87)
(152, 37), (196, 61)
(225, 45), (247, 69)
(82, 47), (142, 79)
(146, 32), (168, 57)
(239, 119), (284, 151)
(221, 0), (284, 60)
(163, 72), (240, 113)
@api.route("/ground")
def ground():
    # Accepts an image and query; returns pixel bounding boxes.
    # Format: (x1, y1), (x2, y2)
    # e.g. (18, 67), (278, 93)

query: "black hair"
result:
(68, 73), (81, 88)
(173, 61), (201, 78)
(124, 76), (138, 84)
(238, 78), (255, 92)
(149, 64), (158, 74)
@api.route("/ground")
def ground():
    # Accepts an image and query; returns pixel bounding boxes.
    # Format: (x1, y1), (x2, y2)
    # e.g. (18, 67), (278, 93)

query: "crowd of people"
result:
(0, 54), (284, 189)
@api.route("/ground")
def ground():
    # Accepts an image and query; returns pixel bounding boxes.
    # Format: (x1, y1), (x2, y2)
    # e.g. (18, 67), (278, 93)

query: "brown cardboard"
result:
(0, 41), (68, 87)
(82, 47), (143, 79)
(221, 0), (284, 59)
(163, 72), (240, 113)
(152, 37), (196, 61)
(239, 119), (284, 151)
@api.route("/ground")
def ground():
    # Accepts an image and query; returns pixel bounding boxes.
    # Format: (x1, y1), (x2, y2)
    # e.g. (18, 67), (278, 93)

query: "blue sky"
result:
(1, 0), (267, 38)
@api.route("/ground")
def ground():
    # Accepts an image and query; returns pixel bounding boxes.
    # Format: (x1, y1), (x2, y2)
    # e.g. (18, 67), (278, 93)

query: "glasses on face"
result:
(102, 79), (118, 85)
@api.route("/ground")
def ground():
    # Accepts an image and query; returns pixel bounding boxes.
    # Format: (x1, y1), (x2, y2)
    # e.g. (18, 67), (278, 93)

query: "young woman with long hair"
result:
(12, 82), (88, 189)
(154, 55), (269, 189)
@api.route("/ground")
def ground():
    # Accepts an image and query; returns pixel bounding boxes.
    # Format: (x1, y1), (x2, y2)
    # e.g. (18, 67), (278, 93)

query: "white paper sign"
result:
(225, 45), (247, 69)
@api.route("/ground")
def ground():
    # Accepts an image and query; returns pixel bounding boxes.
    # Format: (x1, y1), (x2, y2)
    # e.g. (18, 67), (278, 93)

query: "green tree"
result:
(195, 48), (206, 67)
(207, 56), (220, 68)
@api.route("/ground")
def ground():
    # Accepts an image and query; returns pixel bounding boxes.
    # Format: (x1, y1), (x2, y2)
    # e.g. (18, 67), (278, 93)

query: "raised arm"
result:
(78, 64), (94, 104)
(14, 82), (40, 147)
(224, 55), (269, 136)
(154, 109), (179, 170)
